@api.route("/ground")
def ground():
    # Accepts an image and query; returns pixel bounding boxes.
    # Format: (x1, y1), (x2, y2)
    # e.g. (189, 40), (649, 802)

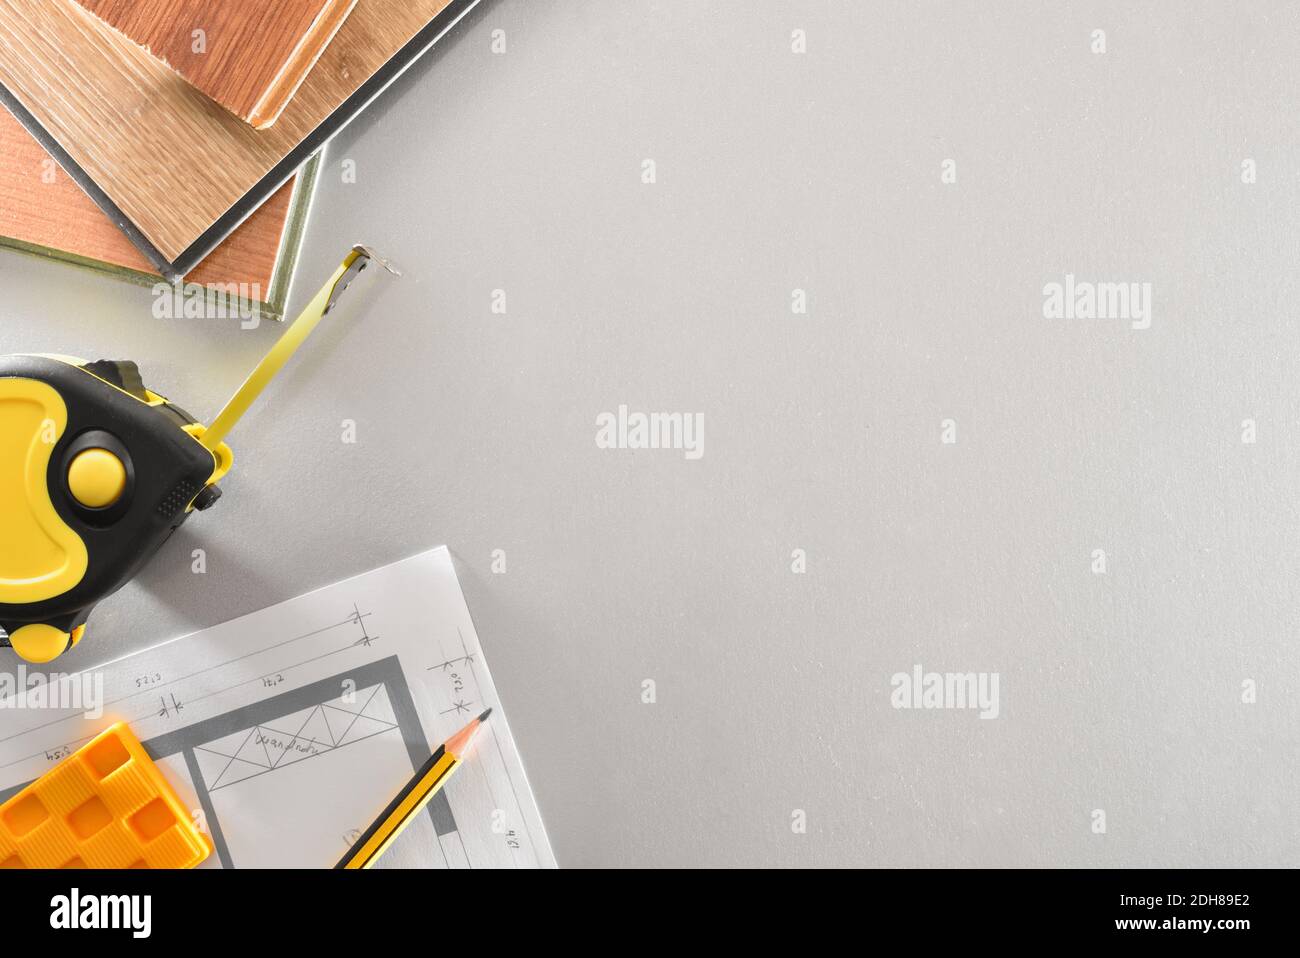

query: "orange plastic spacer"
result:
(0, 721), (211, 869)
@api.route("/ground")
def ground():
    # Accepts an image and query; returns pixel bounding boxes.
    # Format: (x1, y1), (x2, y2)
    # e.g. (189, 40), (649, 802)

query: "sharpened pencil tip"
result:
(446, 710), (490, 758)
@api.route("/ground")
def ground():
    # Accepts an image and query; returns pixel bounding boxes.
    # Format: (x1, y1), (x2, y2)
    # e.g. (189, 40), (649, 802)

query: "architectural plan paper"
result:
(0, 548), (555, 869)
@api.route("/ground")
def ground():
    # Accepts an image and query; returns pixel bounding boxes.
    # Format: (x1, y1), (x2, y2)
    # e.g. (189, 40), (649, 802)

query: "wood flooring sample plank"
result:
(74, 0), (359, 128)
(0, 106), (295, 292)
(0, 0), (456, 263)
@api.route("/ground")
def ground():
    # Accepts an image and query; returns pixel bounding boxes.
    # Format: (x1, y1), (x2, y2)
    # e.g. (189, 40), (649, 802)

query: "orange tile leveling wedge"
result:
(0, 246), (396, 664)
(0, 722), (211, 869)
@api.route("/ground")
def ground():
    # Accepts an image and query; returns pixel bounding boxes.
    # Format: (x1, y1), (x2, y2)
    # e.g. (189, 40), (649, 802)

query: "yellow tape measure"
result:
(0, 246), (398, 662)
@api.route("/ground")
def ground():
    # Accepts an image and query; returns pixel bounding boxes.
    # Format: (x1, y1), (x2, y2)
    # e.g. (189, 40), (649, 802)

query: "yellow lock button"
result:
(67, 448), (127, 509)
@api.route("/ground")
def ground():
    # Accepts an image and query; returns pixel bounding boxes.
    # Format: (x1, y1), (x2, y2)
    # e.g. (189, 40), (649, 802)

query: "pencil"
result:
(335, 708), (492, 869)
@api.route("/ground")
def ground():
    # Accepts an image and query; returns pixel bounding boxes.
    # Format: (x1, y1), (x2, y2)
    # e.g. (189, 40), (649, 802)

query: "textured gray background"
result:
(2, 0), (1298, 866)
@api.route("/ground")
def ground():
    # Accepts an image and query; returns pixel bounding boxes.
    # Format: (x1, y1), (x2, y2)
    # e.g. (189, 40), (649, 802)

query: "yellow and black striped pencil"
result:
(335, 708), (491, 869)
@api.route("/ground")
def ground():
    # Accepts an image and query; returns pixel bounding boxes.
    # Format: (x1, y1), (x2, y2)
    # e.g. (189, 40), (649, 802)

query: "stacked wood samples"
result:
(0, 107), (303, 306)
(0, 0), (462, 271)
(72, 0), (359, 129)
